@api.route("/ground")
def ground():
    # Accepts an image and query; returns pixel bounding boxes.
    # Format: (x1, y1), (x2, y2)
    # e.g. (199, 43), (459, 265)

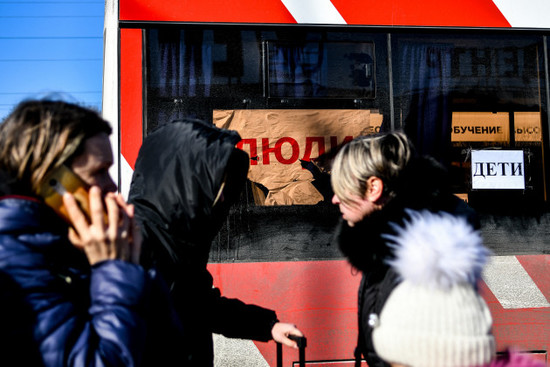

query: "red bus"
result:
(103, 0), (549, 365)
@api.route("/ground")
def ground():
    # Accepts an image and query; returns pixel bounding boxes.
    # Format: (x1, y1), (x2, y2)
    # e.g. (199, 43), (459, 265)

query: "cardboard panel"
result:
(452, 112), (509, 143)
(515, 112), (542, 142)
(214, 109), (382, 205)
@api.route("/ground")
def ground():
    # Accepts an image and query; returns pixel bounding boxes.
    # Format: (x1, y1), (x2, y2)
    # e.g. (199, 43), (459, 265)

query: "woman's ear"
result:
(365, 176), (384, 203)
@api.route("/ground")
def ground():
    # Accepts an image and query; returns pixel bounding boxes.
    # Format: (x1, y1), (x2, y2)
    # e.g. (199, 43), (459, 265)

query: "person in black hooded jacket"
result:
(330, 131), (480, 367)
(128, 119), (303, 367)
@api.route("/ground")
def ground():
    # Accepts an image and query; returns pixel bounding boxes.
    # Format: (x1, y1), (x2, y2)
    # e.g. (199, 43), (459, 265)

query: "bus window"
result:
(266, 40), (375, 99)
(392, 33), (547, 214)
(146, 28), (264, 129)
(145, 27), (390, 206)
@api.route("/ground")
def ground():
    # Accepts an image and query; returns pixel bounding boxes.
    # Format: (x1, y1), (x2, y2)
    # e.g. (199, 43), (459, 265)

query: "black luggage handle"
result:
(277, 335), (307, 367)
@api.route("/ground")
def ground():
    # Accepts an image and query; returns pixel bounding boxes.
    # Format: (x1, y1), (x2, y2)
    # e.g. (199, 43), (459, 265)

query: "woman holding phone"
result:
(0, 100), (184, 367)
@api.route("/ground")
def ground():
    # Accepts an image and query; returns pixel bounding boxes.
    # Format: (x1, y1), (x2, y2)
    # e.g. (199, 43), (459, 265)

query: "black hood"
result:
(129, 119), (248, 269)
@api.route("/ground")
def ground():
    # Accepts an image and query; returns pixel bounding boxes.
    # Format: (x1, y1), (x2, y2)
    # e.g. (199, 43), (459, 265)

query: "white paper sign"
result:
(471, 150), (525, 189)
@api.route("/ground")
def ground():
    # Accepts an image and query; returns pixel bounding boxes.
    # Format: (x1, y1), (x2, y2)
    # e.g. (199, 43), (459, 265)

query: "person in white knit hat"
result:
(372, 210), (494, 367)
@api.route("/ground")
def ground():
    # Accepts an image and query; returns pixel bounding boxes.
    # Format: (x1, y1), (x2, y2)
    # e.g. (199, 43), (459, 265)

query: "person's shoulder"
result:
(0, 199), (68, 252)
(0, 195), (41, 214)
(0, 196), (66, 230)
(394, 156), (450, 208)
(401, 156), (448, 185)
(443, 194), (481, 229)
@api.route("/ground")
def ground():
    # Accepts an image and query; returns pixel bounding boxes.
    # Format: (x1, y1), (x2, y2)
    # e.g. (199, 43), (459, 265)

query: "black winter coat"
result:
(332, 156), (480, 367)
(129, 120), (278, 367)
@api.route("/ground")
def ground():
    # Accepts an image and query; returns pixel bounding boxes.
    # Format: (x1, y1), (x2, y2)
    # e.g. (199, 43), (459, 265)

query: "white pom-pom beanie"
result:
(372, 210), (496, 367)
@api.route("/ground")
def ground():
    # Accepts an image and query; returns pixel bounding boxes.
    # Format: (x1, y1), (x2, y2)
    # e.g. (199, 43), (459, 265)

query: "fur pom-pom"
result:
(384, 210), (490, 290)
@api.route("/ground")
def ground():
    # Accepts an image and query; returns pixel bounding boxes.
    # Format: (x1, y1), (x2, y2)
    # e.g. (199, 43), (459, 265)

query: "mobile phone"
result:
(37, 165), (93, 224)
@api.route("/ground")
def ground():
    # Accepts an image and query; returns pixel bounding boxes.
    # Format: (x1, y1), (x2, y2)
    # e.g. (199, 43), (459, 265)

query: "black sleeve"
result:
(446, 195), (481, 230)
(207, 286), (278, 341)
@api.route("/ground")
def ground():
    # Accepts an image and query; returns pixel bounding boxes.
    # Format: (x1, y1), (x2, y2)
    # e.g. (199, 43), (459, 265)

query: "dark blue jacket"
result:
(0, 196), (184, 367)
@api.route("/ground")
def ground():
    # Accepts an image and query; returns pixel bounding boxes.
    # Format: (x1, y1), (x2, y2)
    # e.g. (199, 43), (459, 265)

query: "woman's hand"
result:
(271, 322), (304, 349)
(63, 186), (142, 265)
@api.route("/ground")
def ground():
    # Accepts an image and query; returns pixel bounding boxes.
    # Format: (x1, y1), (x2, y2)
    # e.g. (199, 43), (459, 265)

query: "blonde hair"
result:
(331, 131), (412, 206)
(0, 100), (111, 193)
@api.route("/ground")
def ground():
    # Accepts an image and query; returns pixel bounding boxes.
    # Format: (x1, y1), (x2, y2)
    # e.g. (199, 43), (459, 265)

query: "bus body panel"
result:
(118, 0), (515, 28)
(104, 1), (550, 365)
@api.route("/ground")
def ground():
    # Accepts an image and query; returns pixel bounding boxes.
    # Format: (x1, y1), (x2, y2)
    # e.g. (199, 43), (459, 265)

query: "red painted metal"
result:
(120, 0), (296, 24)
(119, 0), (510, 27)
(209, 260), (361, 366)
(120, 29), (143, 170)
(517, 255), (550, 301)
(331, 0), (511, 27)
(208, 256), (549, 366)
(480, 281), (549, 363)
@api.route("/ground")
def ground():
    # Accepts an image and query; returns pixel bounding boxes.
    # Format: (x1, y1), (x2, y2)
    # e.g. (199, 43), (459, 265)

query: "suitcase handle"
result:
(288, 335), (307, 348)
(277, 335), (307, 367)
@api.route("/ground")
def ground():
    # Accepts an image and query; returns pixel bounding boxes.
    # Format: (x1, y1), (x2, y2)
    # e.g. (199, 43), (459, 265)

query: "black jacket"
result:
(129, 120), (278, 367)
(332, 156), (480, 367)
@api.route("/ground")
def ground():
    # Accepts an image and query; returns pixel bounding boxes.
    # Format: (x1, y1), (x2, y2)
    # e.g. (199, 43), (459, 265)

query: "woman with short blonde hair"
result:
(330, 130), (479, 367)
(331, 132), (412, 207)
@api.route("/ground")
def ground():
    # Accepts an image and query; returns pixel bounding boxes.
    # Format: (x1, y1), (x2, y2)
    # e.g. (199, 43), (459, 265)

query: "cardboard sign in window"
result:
(514, 112), (542, 142)
(452, 111), (542, 143)
(214, 109), (382, 205)
(451, 112), (509, 142)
